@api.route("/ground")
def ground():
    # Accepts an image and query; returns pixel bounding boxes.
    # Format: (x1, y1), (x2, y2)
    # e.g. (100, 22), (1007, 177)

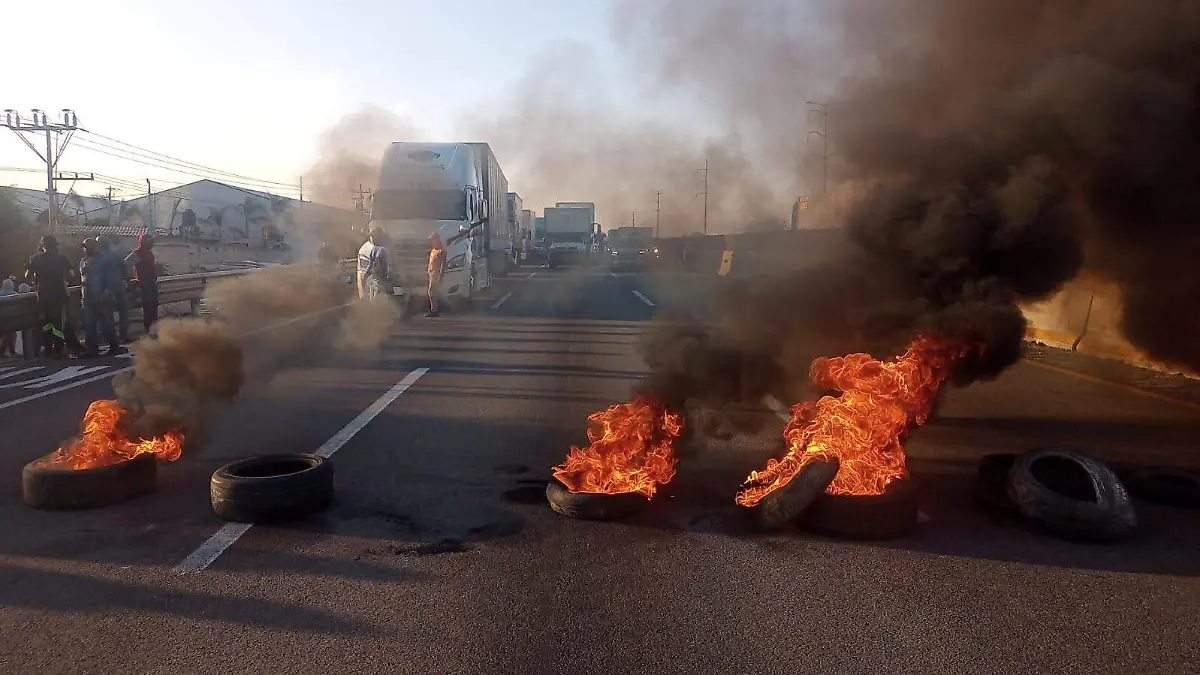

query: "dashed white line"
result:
(528, 271), (538, 278)
(609, 272), (618, 278)
(490, 291), (514, 311)
(174, 367), (430, 574)
(632, 290), (656, 307)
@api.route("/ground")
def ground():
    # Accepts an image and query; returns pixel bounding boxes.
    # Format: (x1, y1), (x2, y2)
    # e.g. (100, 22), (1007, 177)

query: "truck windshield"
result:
(372, 189), (464, 221)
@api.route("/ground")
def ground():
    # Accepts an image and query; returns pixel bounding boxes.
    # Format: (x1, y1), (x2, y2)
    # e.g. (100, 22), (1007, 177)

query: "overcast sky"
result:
(0, 0), (644, 202)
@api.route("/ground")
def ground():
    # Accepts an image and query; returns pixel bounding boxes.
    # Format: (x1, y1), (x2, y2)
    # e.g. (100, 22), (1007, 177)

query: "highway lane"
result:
(1, 266), (1199, 674)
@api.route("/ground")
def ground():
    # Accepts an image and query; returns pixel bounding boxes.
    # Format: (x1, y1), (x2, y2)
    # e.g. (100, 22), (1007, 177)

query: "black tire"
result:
(1007, 447), (1136, 542)
(211, 454), (334, 523)
(750, 457), (839, 530)
(801, 478), (920, 539)
(976, 453), (1019, 513)
(545, 480), (649, 520)
(1125, 468), (1200, 509)
(22, 453), (157, 510)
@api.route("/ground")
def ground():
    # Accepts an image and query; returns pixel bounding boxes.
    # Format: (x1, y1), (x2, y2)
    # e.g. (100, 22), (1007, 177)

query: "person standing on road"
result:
(94, 237), (131, 344)
(79, 238), (122, 358)
(24, 235), (75, 359)
(124, 233), (159, 334)
(0, 278), (16, 358)
(426, 232), (446, 318)
(356, 228), (391, 301)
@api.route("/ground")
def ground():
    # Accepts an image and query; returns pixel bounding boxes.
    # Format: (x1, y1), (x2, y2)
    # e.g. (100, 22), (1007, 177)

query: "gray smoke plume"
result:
(633, 0), (1200, 430)
(305, 105), (423, 209)
(111, 265), (393, 449)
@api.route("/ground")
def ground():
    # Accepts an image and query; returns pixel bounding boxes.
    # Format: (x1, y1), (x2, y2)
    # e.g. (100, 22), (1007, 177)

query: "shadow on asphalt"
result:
(0, 562), (382, 635)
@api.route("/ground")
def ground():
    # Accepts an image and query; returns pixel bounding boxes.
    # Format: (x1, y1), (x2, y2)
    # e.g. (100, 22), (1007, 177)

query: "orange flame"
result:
(34, 399), (184, 470)
(736, 335), (972, 506)
(551, 395), (684, 498)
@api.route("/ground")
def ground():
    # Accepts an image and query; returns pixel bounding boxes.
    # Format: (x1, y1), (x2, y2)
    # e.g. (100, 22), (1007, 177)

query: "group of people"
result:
(5, 232), (160, 360)
(356, 228), (445, 317)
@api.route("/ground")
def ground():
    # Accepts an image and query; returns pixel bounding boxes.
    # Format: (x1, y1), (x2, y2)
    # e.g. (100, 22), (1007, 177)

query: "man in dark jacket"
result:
(24, 235), (75, 358)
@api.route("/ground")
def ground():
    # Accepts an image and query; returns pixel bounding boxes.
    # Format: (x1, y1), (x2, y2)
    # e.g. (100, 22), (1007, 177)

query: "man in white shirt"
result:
(356, 228), (391, 301)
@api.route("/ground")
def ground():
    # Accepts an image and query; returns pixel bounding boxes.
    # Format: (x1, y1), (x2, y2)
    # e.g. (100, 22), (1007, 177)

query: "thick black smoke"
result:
(635, 0), (1200, 430)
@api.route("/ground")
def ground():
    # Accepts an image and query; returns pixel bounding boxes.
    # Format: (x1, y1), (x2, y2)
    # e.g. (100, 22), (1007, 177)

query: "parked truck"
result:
(544, 206), (594, 267)
(367, 141), (509, 310)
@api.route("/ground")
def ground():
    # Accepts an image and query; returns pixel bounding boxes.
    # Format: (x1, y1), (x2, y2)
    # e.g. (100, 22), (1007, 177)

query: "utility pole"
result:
(806, 101), (830, 195)
(146, 179), (154, 233)
(631, 211), (636, 227)
(655, 190), (661, 239)
(354, 184), (371, 213)
(106, 186), (116, 225)
(2, 108), (81, 237)
(697, 159), (709, 235)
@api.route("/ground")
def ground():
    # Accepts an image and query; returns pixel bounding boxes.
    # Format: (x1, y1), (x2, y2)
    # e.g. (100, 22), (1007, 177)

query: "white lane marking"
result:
(0, 367), (130, 412)
(0, 365), (111, 389)
(761, 394), (930, 523)
(528, 272), (538, 278)
(174, 367), (429, 574)
(0, 304), (352, 414)
(489, 292), (514, 311)
(0, 367), (43, 381)
(631, 290), (656, 307)
(609, 272), (618, 278)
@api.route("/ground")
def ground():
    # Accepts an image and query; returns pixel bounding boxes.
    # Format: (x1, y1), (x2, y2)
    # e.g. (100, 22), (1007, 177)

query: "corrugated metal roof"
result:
(61, 224), (148, 237)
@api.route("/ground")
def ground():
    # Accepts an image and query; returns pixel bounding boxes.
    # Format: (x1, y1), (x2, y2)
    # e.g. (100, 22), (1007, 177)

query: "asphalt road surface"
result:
(1, 265), (1198, 674)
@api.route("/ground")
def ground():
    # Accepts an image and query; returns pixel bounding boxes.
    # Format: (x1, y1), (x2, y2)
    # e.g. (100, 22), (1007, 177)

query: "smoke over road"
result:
(632, 0), (1200, 428)
(110, 266), (394, 451)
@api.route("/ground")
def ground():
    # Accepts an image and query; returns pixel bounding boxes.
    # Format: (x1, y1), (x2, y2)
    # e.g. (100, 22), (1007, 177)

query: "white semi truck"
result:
(368, 142), (510, 309)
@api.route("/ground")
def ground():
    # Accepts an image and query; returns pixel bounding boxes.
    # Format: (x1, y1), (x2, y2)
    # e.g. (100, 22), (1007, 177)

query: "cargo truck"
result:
(544, 206), (594, 268)
(368, 141), (510, 310)
(505, 192), (523, 270)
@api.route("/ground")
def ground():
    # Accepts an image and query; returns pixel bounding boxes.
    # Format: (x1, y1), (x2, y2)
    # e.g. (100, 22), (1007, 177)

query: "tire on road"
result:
(801, 478), (920, 540)
(211, 454), (334, 523)
(976, 453), (1019, 513)
(22, 453), (157, 510)
(1125, 468), (1200, 509)
(751, 456), (839, 531)
(545, 480), (649, 520)
(1006, 447), (1136, 541)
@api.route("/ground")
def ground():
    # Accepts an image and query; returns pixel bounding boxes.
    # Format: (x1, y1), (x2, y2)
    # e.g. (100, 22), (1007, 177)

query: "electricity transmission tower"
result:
(697, 159), (708, 235)
(2, 108), (90, 236)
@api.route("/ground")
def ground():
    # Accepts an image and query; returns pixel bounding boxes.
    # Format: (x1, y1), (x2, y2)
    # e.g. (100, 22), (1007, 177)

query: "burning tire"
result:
(545, 479), (649, 521)
(210, 454), (334, 523)
(800, 478), (920, 540)
(1007, 447), (1136, 542)
(22, 453), (157, 510)
(976, 453), (1019, 513)
(751, 457), (839, 530)
(1124, 468), (1200, 510)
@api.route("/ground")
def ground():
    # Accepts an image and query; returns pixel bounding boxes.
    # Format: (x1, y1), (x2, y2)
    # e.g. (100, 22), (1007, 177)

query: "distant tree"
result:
(203, 205), (238, 241)
(237, 197), (270, 239)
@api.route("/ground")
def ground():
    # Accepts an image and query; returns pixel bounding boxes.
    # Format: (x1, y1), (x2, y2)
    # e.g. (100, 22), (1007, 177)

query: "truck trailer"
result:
(367, 141), (510, 310)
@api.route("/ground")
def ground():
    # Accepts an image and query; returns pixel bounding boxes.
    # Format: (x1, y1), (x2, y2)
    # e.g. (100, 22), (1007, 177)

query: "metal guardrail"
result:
(0, 259), (356, 336)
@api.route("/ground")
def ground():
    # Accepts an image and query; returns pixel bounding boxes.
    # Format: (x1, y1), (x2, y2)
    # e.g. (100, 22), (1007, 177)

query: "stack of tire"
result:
(977, 447), (1200, 542)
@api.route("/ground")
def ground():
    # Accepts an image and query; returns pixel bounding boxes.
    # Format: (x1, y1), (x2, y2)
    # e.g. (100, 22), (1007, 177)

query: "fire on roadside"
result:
(551, 394), (685, 498)
(736, 334), (973, 507)
(33, 399), (184, 471)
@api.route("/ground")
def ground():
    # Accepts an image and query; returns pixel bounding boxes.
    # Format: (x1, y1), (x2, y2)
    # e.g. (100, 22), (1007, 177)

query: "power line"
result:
(69, 140), (302, 195)
(77, 129), (301, 189)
